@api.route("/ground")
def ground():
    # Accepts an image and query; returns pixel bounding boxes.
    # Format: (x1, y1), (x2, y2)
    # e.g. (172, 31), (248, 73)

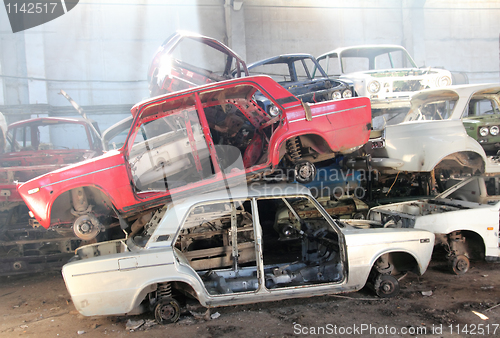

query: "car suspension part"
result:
(154, 282), (181, 324)
(286, 137), (316, 183)
(70, 187), (104, 240)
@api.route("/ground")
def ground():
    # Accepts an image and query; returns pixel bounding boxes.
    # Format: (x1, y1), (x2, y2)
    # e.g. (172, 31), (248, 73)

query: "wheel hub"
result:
(374, 274), (400, 298)
(79, 223), (91, 233)
(160, 304), (176, 320)
(381, 281), (394, 293)
(154, 298), (181, 324)
(73, 214), (102, 240)
(298, 165), (312, 178)
(293, 161), (316, 183)
(455, 258), (468, 272)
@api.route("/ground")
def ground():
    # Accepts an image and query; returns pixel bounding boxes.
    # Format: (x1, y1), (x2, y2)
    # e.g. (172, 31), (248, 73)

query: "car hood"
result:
(0, 149), (96, 166)
(463, 115), (500, 125)
(345, 68), (444, 78)
(17, 149), (124, 196)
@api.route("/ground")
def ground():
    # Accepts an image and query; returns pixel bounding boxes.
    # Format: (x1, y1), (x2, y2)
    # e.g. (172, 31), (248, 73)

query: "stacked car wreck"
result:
(0, 116), (103, 275)
(14, 32), (441, 325)
(18, 75), (372, 241)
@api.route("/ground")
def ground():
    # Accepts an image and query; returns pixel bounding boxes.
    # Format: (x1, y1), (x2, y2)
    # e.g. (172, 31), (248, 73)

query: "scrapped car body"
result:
(148, 31), (248, 97)
(462, 92), (500, 154)
(61, 184), (434, 323)
(316, 45), (459, 110)
(0, 117), (102, 215)
(0, 116), (102, 275)
(245, 54), (353, 113)
(367, 175), (500, 274)
(18, 76), (372, 241)
(348, 84), (500, 196)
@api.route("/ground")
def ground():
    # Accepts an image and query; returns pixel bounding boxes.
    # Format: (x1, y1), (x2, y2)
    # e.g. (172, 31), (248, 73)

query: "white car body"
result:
(317, 45), (455, 110)
(368, 175), (500, 264)
(62, 184), (434, 319)
(367, 83), (500, 174)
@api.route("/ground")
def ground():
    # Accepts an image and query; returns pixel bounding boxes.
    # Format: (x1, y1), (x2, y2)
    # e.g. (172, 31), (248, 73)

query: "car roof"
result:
(248, 54), (318, 68)
(171, 182), (312, 207)
(247, 54), (329, 79)
(318, 44), (409, 59)
(131, 75), (300, 118)
(159, 30), (246, 63)
(410, 83), (500, 101)
(148, 183), (314, 241)
(8, 117), (95, 130)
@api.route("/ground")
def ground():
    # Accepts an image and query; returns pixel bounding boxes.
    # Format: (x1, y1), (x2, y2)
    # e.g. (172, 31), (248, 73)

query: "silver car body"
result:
(368, 83), (500, 174)
(62, 184), (434, 317)
(368, 175), (500, 262)
(317, 45), (454, 109)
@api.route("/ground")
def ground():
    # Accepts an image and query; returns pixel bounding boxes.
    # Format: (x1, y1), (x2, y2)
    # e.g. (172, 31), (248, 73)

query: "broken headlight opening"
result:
(342, 89), (353, 98)
(437, 75), (452, 87)
(330, 91), (342, 100)
(371, 139), (385, 149)
(368, 80), (381, 93)
(268, 104), (281, 117)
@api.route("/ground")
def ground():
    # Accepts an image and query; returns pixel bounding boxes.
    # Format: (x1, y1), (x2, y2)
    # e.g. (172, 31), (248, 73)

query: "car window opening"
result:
(172, 196), (343, 296)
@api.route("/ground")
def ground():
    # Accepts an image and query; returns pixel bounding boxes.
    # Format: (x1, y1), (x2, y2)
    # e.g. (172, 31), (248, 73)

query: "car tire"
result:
(294, 161), (316, 184)
(154, 297), (181, 325)
(374, 274), (400, 298)
(450, 255), (470, 275)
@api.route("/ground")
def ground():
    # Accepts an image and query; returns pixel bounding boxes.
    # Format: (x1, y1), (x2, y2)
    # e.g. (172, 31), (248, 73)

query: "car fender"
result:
(345, 230), (434, 286)
(413, 209), (496, 255)
(369, 247), (431, 276)
(130, 269), (208, 312)
(379, 120), (487, 172)
(18, 153), (130, 228)
(426, 135), (487, 172)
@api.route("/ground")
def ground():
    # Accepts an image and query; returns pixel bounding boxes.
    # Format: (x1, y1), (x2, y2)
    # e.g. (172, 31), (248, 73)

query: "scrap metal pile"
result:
(1, 30), (499, 329)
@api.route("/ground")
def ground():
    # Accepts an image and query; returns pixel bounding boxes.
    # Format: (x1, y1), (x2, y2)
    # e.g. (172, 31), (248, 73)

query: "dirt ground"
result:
(0, 260), (499, 338)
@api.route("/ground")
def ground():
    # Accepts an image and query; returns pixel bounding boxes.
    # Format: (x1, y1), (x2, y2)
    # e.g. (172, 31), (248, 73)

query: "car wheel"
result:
(294, 161), (316, 183)
(374, 274), (400, 298)
(154, 298), (181, 325)
(450, 255), (469, 275)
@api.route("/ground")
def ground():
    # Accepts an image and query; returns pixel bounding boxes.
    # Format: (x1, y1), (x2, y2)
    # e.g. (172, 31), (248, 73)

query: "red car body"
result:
(0, 117), (102, 212)
(18, 76), (371, 240)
